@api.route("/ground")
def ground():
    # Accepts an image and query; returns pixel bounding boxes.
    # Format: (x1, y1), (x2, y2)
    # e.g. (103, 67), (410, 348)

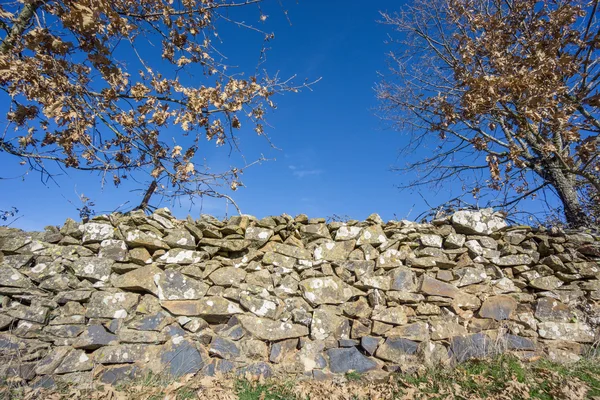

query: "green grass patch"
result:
(235, 380), (299, 400)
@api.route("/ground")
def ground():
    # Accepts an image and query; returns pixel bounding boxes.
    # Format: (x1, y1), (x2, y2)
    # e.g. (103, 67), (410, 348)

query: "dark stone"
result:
(361, 336), (380, 356)
(202, 359), (235, 376)
(31, 376), (56, 389)
(163, 324), (186, 338)
(99, 365), (142, 385)
(73, 325), (118, 350)
(270, 339), (298, 363)
(450, 333), (496, 363)
(339, 339), (360, 348)
(505, 334), (536, 351)
(209, 337), (240, 360)
(236, 362), (273, 379)
(131, 312), (170, 331)
(327, 347), (378, 373)
(161, 338), (207, 378)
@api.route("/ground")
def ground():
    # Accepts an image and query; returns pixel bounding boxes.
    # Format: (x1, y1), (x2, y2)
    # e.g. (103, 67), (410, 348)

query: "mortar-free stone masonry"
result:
(0, 208), (599, 388)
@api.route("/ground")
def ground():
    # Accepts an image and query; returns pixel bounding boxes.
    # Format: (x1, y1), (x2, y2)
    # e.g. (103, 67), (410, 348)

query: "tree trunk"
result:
(546, 166), (590, 227)
(134, 180), (157, 212)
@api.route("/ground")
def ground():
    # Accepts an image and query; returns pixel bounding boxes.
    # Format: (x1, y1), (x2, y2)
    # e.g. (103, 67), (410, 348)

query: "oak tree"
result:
(0, 0), (309, 212)
(377, 0), (599, 226)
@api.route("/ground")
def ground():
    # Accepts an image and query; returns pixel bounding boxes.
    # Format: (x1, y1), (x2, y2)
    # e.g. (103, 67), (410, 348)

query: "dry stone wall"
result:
(0, 208), (599, 388)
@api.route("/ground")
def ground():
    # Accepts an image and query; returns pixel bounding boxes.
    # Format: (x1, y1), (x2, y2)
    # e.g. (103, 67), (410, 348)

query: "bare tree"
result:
(377, 0), (599, 227)
(0, 0), (314, 212)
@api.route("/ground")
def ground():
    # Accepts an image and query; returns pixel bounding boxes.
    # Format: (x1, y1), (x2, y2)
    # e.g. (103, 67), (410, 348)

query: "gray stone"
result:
(236, 362), (273, 379)
(314, 240), (357, 262)
(450, 333), (496, 362)
(209, 337), (240, 360)
(159, 249), (208, 264)
(209, 267), (247, 286)
(479, 295), (518, 320)
(420, 275), (459, 298)
(299, 276), (360, 306)
(85, 291), (140, 319)
(82, 223), (114, 244)
(113, 265), (163, 295)
(155, 269), (209, 300)
(327, 347), (378, 373)
(237, 315), (309, 341)
(73, 325), (118, 350)
(99, 240), (128, 261)
(375, 337), (419, 363)
(361, 336), (380, 356)
(451, 209), (507, 235)
(99, 365), (142, 385)
(537, 322), (595, 342)
(72, 257), (113, 282)
(270, 339), (298, 363)
(54, 349), (94, 374)
(0, 267), (33, 288)
(160, 297), (243, 322)
(125, 230), (169, 251)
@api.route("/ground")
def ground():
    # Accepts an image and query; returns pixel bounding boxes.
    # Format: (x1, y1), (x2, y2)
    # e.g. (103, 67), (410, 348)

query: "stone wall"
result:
(0, 208), (599, 388)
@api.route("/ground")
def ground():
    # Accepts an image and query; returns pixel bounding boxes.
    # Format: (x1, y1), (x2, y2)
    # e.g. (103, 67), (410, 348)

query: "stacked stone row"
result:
(0, 208), (598, 388)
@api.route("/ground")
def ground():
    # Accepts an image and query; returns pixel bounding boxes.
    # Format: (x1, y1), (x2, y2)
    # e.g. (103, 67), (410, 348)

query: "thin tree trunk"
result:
(546, 166), (590, 227)
(135, 180), (157, 212)
(0, 1), (43, 54)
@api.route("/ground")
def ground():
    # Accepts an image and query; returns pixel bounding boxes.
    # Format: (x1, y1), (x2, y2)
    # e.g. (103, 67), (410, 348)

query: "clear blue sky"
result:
(0, 0), (544, 230)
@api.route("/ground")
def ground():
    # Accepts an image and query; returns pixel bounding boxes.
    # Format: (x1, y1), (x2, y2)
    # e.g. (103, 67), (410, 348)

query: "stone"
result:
(71, 257), (113, 282)
(125, 230), (169, 251)
(263, 252), (295, 270)
(335, 226), (362, 241)
(385, 322), (429, 341)
(420, 234), (443, 248)
(209, 337), (240, 360)
(129, 247), (153, 265)
(245, 226), (274, 243)
(164, 230), (196, 250)
(358, 275), (392, 291)
(73, 325), (118, 350)
(357, 225), (387, 246)
(200, 238), (252, 252)
(270, 339), (299, 363)
(299, 276), (360, 306)
(529, 276), (563, 290)
(537, 322), (595, 343)
(0, 267), (33, 288)
(450, 333), (495, 362)
(311, 308), (350, 340)
(239, 293), (282, 319)
(429, 318), (467, 340)
(82, 223), (114, 244)
(35, 346), (71, 375)
(209, 267), (247, 286)
(455, 267), (487, 286)
(494, 254), (533, 267)
(389, 267), (417, 292)
(337, 260), (375, 278)
(444, 233), (466, 249)
(155, 269), (209, 300)
(535, 298), (573, 322)
(54, 349), (93, 374)
(479, 295), (518, 320)
(1, 254), (33, 269)
(314, 240), (356, 261)
(99, 240), (128, 261)
(7, 303), (49, 324)
(159, 338), (208, 378)
(299, 224), (331, 241)
(85, 292), (140, 319)
(451, 209), (507, 235)
(327, 347), (378, 373)
(420, 275), (459, 298)
(237, 315), (309, 341)
(93, 344), (160, 364)
(98, 365), (142, 385)
(160, 297), (243, 322)
(236, 362), (273, 379)
(375, 337), (418, 363)
(158, 249), (208, 264)
(113, 265), (163, 295)
(504, 334), (536, 351)
(371, 306), (409, 326)
(361, 336), (380, 355)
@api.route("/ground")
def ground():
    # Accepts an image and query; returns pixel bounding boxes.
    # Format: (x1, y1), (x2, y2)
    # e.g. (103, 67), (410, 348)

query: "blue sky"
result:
(0, 0), (546, 230)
